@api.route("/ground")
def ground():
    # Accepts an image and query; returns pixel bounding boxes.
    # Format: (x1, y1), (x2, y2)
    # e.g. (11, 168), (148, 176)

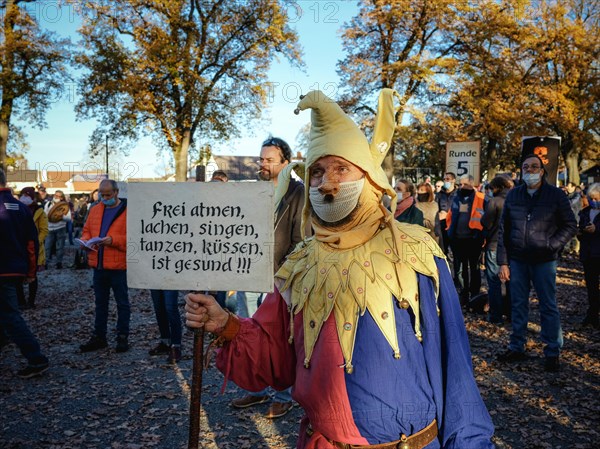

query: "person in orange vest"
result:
(446, 174), (485, 305)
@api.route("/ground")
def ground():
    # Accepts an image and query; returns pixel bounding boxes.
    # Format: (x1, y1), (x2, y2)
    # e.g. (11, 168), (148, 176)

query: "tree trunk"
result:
(565, 149), (580, 185)
(0, 119), (8, 174)
(382, 146), (395, 184)
(560, 136), (580, 185)
(174, 129), (192, 181)
(1, 1), (17, 173)
(485, 139), (498, 181)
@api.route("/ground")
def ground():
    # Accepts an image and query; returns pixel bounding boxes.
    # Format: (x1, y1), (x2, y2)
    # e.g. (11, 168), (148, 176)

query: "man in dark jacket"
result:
(436, 172), (457, 255)
(0, 168), (49, 378)
(497, 155), (577, 372)
(446, 174), (485, 305)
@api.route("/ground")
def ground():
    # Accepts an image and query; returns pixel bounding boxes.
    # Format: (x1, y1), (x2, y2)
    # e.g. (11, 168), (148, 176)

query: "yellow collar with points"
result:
(275, 221), (445, 373)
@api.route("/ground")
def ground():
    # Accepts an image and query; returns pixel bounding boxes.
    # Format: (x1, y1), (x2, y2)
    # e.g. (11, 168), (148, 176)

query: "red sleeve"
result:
(215, 288), (296, 392)
(26, 240), (37, 277)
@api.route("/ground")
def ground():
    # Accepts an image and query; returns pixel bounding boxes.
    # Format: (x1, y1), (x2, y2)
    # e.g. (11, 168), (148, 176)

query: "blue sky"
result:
(19, 1), (359, 179)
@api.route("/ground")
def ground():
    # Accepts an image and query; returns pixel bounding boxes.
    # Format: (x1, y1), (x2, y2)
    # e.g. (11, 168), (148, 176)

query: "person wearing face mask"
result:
(415, 182), (440, 243)
(184, 90), (495, 449)
(445, 175), (485, 306)
(43, 190), (72, 269)
(497, 155), (577, 372)
(16, 188), (48, 309)
(480, 176), (514, 324)
(79, 179), (130, 354)
(393, 179), (424, 225)
(436, 172), (457, 255)
(577, 182), (600, 328)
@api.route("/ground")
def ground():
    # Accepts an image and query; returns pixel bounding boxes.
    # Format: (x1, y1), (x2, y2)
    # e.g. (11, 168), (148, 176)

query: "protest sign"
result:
(446, 141), (481, 184)
(126, 182), (274, 292)
(521, 136), (561, 185)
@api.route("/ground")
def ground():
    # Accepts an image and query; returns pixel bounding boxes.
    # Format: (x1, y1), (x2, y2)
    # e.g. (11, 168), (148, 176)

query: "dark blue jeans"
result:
(93, 269), (130, 338)
(485, 249), (511, 323)
(509, 259), (562, 357)
(45, 227), (66, 265)
(150, 290), (182, 345)
(0, 278), (48, 366)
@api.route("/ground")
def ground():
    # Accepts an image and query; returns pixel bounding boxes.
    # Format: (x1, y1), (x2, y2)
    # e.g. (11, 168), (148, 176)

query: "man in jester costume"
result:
(185, 90), (495, 449)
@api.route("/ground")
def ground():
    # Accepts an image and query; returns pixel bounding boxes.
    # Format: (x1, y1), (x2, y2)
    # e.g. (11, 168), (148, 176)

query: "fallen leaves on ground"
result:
(1, 247), (598, 448)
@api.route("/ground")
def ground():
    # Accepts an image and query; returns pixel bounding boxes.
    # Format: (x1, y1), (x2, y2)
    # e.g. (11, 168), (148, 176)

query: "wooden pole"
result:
(188, 165), (208, 448)
(187, 326), (205, 449)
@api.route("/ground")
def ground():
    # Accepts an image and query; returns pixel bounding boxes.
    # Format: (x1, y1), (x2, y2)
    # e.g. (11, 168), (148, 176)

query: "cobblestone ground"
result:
(1, 246), (598, 448)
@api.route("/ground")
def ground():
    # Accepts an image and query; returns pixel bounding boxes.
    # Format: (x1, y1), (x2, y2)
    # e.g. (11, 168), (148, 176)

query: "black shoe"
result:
(497, 349), (528, 363)
(148, 342), (170, 356)
(115, 335), (129, 353)
(56, 263), (62, 269)
(80, 335), (108, 352)
(18, 362), (49, 379)
(544, 356), (560, 372)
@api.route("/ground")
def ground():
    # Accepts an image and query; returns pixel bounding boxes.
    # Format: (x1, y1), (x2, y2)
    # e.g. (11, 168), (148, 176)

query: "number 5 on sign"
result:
(446, 141), (481, 184)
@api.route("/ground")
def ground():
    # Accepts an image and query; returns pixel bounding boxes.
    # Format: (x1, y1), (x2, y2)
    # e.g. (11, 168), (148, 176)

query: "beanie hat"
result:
(20, 186), (36, 201)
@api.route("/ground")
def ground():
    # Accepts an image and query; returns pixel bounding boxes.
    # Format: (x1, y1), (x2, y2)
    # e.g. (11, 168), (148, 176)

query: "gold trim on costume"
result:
(276, 221), (445, 373)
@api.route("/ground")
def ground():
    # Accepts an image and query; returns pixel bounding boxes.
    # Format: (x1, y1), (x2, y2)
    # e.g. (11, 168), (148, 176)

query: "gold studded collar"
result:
(275, 221), (445, 373)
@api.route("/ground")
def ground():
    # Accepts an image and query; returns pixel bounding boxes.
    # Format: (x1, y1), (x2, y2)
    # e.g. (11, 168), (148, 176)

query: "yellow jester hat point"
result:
(294, 89), (400, 230)
(276, 89), (443, 373)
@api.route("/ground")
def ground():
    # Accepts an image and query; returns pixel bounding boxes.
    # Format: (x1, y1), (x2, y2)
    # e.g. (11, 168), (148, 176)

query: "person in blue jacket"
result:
(0, 168), (49, 378)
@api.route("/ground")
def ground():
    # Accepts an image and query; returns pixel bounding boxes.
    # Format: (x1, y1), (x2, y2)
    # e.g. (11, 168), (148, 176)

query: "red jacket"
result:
(82, 200), (127, 270)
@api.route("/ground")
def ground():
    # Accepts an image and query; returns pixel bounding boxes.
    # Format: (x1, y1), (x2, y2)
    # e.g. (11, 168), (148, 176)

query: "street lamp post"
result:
(105, 135), (109, 177)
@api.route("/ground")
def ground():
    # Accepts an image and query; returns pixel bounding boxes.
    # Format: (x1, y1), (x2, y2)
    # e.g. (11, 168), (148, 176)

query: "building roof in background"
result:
(213, 156), (257, 181)
(6, 169), (39, 183)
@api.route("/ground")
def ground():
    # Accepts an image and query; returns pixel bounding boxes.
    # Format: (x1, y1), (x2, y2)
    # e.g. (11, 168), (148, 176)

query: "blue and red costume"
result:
(216, 257), (495, 449)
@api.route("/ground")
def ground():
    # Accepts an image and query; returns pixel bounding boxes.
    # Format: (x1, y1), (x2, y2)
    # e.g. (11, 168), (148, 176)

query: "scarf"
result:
(394, 195), (414, 219)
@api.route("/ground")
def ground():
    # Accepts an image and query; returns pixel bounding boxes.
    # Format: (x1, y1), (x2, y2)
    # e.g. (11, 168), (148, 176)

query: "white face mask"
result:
(53, 197), (62, 203)
(20, 196), (33, 206)
(522, 173), (541, 187)
(309, 178), (365, 223)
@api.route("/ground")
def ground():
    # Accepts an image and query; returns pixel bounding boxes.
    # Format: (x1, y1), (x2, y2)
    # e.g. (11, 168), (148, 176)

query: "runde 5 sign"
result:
(446, 141), (481, 184)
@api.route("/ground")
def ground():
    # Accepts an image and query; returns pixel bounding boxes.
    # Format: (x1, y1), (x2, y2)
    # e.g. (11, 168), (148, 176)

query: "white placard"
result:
(126, 182), (274, 292)
(116, 181), (128, 198)
(446, 141), (481, 184)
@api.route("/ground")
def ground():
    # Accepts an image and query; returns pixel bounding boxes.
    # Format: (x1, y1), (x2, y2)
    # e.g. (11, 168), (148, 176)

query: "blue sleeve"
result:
(420, 257), (495, 449)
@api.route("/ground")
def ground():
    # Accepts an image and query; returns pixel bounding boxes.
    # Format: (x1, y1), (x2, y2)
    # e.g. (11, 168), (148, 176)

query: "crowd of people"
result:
(1, 90), (599, 448)
(391, 165), (598, 340)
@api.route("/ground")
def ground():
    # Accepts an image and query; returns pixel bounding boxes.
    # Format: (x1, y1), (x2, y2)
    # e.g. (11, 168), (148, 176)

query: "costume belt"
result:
(328, 419), (438, 449)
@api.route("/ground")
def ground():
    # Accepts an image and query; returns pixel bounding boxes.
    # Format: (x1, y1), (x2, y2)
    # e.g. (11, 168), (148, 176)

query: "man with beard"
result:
(232, 137), (306, 418)
(185, 90), (495, 448)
